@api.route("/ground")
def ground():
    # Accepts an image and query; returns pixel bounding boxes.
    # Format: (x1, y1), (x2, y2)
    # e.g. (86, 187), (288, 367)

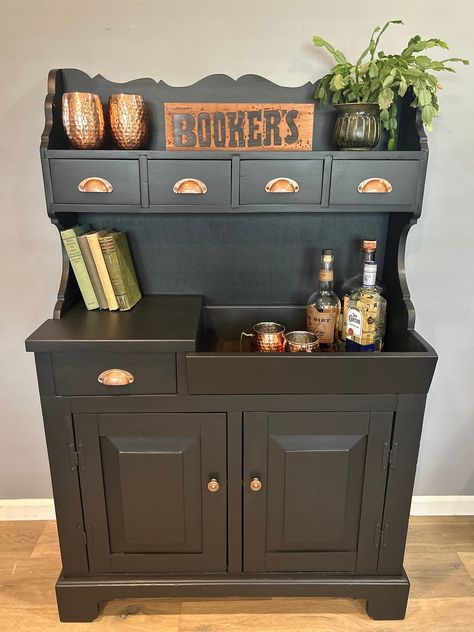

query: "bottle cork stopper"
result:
(363, 240), (377, 252)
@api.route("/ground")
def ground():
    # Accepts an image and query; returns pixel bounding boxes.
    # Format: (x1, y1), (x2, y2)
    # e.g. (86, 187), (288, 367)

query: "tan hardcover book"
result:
(86, 230), (119, 311)
(77, 234), (108, 309)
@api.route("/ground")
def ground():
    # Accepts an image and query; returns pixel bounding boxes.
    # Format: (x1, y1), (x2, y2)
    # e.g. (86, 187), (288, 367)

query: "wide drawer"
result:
(50, 159), (141, 205)
(148, 160), (231, 205)
(52, 352), (176, 396)
(240, 160), (323, 204)
(330, 160), (421, 206)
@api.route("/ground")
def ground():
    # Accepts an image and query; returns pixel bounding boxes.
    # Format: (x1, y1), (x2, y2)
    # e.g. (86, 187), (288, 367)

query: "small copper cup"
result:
(285, 331), (320, 353)
(62, 92), (105, 149)
(240, 322), (286, 353)
(109, 93), (148, 150)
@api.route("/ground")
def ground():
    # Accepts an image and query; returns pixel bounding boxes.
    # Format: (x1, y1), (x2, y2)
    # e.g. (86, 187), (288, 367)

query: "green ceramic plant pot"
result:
(333, 103), (381, 150)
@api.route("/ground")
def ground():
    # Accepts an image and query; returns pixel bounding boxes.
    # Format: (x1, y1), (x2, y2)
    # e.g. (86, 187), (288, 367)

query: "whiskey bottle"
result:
(339, 240), (385, 343)
(307, 249), (341, 352)
(344, 261), (387, 352)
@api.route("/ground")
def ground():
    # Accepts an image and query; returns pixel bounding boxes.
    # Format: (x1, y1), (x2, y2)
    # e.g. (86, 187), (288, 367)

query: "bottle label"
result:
(346, 307), (362, 338)
(341, 295), (349, 340)
(363, 268), (376, 287)
(307, 306), (336, 344)
(319, 269), (333, 282)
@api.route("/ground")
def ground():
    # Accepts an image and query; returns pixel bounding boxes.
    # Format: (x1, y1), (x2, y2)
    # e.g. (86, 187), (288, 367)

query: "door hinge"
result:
(81, 524), (94, 550)
(374, 522), (389, 548)
(382, 440), (399, 470)
(68, 442), (79, 471)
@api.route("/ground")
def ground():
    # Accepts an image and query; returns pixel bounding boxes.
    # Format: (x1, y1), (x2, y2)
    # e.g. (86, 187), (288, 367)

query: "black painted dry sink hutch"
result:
(26, 69), (437, 621)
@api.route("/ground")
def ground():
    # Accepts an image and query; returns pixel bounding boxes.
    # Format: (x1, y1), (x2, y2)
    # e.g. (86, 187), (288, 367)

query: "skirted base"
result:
(55, 570), (410, 622)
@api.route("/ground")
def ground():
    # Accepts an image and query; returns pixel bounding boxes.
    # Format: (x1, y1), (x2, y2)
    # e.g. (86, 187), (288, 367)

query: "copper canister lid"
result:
(363, 240), (377, 251)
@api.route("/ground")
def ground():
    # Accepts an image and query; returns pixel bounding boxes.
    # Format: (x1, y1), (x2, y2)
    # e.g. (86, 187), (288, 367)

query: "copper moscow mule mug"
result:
(240, 322), (286, 353)
(285, 330), (320, 353)
(62, 92), (105, 149)
(109, 93), (148, 150)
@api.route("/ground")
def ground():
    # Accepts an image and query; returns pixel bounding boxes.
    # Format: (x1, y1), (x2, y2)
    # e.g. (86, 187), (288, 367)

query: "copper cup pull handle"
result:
(250, 477), (263, 492)
(98, 369), (134, 386)
(265, 177), (299, 193)
(357, 177), (392, 193)
(173, 178), (208, 194)
(207, 478), (220, 493)
(78, 177), (114, 193)
(240, 331), (253, 352)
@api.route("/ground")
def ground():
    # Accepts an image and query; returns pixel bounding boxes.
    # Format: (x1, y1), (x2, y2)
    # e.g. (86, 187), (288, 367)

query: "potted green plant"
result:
(313, 20), (469, 150)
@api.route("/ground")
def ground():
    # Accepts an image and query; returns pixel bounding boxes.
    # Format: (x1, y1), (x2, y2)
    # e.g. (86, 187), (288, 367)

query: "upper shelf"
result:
(41, 69), (429, 217)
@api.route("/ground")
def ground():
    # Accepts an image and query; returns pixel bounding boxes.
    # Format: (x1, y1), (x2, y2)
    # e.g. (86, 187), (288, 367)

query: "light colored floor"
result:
(0, 517), (473, 631)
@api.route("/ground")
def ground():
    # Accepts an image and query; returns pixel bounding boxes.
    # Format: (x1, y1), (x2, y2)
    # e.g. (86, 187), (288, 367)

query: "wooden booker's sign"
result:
(164, 102), (314, 151)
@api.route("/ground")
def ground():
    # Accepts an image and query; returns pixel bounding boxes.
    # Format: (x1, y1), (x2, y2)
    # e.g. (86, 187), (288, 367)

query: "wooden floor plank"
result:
(0, 517), (473, 630)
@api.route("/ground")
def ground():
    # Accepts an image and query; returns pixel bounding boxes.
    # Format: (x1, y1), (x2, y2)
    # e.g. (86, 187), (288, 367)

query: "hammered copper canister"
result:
(240, 322), (286, 353)
(109, 94), (148, 150)
(62, 92), (105, 149)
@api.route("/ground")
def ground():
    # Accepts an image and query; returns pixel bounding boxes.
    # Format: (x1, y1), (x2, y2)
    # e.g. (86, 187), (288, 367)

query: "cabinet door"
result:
(243, 411), (392, 573)
(75, 413), (226, 573)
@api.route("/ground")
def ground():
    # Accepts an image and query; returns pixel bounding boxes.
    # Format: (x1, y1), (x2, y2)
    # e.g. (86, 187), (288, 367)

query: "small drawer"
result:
(240, 160), (323, 205)
(51, 352), (176, 396)
(50, 159), (141, 205)
(148, 160), (231, 205)
(330, 160), (420, 206)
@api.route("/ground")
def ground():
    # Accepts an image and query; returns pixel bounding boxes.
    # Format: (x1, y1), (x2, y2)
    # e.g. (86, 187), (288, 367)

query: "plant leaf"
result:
(330, 73), (346, 91)
(378, 87), (394, 109)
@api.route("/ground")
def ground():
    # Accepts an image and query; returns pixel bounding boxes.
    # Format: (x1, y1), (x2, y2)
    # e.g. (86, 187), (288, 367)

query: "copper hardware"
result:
(265, 177), (300, 193)
(240, 322), (286, 353)
(285, 330), (320, 353)
(357, 177), (393, 193)
(62, 92), (105, 149)
(78, 177), (113, 193)
(250, 477), (263, 492)
(109, 93), (148, 150)
(97, 369), (134, 386)
(207, 478), (220, 493)
(173, 178), (208, 194)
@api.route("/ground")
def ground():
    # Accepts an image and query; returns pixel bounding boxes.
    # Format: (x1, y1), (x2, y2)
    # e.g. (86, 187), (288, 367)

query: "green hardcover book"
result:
(60, 225), (99, 310)
(99, 231), (142, 311)
(77, 233), (108, 309)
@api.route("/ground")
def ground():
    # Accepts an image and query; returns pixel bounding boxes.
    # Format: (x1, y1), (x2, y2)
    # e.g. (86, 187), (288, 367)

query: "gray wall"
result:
(0, 0), (472, 498)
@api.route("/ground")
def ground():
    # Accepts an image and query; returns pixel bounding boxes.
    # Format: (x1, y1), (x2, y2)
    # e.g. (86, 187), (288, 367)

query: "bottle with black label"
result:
(307, 249), (341, 352)
(344, 261), (387, 352)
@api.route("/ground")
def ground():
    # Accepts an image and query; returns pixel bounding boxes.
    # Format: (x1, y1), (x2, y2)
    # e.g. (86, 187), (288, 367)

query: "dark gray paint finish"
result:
(148, 160), (231, 205)
(50, 159), (141, 205)
(75, 413), (227, 574)
(240, 160), (323, 205)
(52, 351), (177, 395)
(329, 160), (421, 206)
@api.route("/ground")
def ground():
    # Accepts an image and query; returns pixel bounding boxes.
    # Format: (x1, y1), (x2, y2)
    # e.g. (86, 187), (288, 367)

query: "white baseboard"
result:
(0, 499), (55, 521)
(410, 495), (474, 516)
(0, 496), (473, 521)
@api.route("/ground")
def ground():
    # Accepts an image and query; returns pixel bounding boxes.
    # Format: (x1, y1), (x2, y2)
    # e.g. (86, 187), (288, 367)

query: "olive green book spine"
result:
(60, 225), (99, 310)
(77, 234), (108, 309)
(99, 231), (142, 311)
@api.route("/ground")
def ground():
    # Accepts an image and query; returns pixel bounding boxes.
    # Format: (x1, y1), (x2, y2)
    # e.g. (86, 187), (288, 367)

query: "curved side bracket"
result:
(52, 220), (82, 320)
(41, 69), (68, 150)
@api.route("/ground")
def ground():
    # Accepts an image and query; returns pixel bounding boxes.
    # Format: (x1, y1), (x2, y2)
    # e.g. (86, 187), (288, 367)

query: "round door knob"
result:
(250, 477), (263, 492)
(97, 369), (134, 386)
(207, 478), (220, 493)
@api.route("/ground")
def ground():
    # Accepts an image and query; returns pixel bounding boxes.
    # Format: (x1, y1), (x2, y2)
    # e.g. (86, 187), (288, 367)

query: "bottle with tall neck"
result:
(344, 261), (387, 352)
(339, 240), (386, 344)
(307, 249), (341, 352)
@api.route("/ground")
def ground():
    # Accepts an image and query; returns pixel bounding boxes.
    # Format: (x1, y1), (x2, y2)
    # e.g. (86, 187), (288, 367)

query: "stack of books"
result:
(60, 225), (142, 311)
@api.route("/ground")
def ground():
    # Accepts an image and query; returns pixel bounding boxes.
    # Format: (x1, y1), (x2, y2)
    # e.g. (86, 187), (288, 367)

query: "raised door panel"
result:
(75, 413), (226, 574)
(243, 411), (392, 573)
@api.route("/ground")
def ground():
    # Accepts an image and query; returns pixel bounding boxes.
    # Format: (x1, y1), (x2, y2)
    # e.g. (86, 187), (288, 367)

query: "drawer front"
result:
(148, 160), (231, 205)
(50, 159), (141, 205)
(240, 160), (323, 204)
(330, 160), (420, 206)
(52, 352), (176, 396)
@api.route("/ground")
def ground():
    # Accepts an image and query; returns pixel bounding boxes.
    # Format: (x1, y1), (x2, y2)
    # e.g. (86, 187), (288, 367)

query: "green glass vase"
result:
(333, 103), (381, 150)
